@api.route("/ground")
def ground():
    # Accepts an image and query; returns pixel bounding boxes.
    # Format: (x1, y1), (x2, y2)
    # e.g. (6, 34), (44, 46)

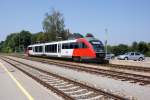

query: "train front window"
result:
(90, 41), (104, 52)
(28, 47), (32, 50)
(79, 42), (87, 48)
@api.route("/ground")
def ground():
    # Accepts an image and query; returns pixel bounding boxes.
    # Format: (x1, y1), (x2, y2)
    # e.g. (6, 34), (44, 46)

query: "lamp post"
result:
(105, 28), (108, 55)
(19, 33), (20, 52)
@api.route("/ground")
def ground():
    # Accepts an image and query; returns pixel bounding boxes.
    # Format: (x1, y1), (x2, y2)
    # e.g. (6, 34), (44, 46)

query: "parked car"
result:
(117, 52), (145, 61)
(105, 53), (115, 60)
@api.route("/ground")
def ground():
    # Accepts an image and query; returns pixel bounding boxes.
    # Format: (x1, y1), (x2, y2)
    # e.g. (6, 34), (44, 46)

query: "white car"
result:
(105, 53), (115, 60)
(117, 52), (145, 61)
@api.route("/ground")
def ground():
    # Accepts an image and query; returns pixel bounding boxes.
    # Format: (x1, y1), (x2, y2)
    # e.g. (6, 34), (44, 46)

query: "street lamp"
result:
(105, 28), (108, 55)
(19, 33), (20, 52)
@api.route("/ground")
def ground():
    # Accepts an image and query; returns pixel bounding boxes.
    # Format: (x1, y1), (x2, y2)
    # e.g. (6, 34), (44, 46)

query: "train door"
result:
(58, 43), (61, 57)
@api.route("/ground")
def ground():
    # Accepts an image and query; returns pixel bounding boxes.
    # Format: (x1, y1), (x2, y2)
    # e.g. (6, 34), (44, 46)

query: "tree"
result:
(60, 29), (71, 40)
(111, 44), (129, 55)
(31, 32), (46, 43)
(137, 41), (149, 54)
(131, 41), (138, 51)
(146, 42), (150, 51)
(0, 41), (4, 52)
(43, 9), (67, 41)
(19, 30), (32, 50)
(0, 30), (32, 53)
(3, 33), (17, 52)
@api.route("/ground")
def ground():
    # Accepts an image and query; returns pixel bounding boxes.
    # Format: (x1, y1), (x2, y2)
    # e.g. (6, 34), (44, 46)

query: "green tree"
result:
(0, 41), (4, 52)
(137, 41), (149, 54)
(131, 41), (138, 51)
(19, 30), (32, 51)
(107, 45), (112, 53)
(3, 33), (18, 52)
(111, 44), (129, 55)
(1, 30), (32, 53)
(31, 32), (45, 43)
(43, 9), (67, 41)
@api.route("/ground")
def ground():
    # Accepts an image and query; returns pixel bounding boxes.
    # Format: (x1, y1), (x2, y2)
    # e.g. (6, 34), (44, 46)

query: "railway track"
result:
(5, 55), (150, 86)
(0, 57), (129, 100)
(10, 54), (150, 73)
(100, 64), (150, 73)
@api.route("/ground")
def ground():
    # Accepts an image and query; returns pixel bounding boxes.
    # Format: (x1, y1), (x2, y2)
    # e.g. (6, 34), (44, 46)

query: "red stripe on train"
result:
(73, 38), (96, 58)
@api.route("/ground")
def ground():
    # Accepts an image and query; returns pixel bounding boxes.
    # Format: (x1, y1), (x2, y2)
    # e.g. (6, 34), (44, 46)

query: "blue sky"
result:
(0, 0), (150, 45)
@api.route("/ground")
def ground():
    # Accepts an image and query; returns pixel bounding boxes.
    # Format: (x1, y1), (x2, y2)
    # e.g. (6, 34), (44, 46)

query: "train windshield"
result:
(90, 40), (104, 52)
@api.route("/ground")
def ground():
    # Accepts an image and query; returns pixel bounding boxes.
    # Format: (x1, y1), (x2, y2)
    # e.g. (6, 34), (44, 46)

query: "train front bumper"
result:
(96, 53), (105, 59)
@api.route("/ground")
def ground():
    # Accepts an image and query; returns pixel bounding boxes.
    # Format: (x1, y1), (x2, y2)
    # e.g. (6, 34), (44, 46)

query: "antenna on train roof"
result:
(85, 33), (94, 37)
(68, 33), (84, 40)
(35, 41), (41, 44)
(56, 36), (62, 41)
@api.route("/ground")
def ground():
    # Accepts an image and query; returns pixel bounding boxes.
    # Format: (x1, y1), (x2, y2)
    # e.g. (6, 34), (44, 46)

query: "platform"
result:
(0, 59), (62, 100)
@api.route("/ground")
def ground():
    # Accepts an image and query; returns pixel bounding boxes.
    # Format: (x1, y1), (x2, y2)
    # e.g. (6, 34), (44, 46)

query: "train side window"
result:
(74, 42), (79, 48)
(35, 46), (38, 52)
(69, 42), (75, 49)
(45, 46), (47, 52)
(45, 45), (47, 52)
(62, 43), (69, 49)
(62, 43), (65, 49)
(66, 43), (69, 49)
(62, 43), (79, 49)
(51, 45), (54, 52)
(54, 44), (57, 53)
(51, 44), (57, 53)
(45, 45), (51, 52)
(45, 44), (57, 53)
(35, 46), (43, 52)
(49, 45), (52, 52)
(45, 45), (50, 52)
(62, 44), (64, 49)
(39, 46), (43, 52)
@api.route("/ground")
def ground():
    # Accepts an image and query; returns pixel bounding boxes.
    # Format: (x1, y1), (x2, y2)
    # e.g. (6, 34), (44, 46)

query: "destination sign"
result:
(92, 42), (101, 44)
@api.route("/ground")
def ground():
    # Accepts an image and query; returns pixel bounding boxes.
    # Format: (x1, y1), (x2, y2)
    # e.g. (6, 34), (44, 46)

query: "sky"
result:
(0, 0), (150, 45)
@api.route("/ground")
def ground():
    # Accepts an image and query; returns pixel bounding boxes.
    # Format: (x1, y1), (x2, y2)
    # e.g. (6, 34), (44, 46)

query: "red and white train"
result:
(27, 37), (107, 62)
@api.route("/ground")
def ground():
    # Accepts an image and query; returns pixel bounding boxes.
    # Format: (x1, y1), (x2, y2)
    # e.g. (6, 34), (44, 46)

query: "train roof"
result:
(28, 39), (77, 47)
(84, 37), (100, 41)
(28, 37), (100, 47)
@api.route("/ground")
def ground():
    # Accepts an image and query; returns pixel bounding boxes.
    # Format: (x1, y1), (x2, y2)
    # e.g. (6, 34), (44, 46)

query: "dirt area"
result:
(110, 57), (150, 68)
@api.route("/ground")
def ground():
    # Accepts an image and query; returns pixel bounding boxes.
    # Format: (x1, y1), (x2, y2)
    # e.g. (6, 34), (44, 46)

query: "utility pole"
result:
(105, 28), (108, 55)
(19, 33), (20, 52)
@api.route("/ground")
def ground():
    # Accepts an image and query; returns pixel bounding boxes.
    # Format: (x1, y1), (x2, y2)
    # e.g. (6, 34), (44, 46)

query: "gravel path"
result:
(110, 57), (150, 68)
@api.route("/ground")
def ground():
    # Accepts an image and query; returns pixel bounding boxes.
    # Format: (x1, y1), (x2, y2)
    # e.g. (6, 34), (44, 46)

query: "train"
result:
(27, 37), (108, 63)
